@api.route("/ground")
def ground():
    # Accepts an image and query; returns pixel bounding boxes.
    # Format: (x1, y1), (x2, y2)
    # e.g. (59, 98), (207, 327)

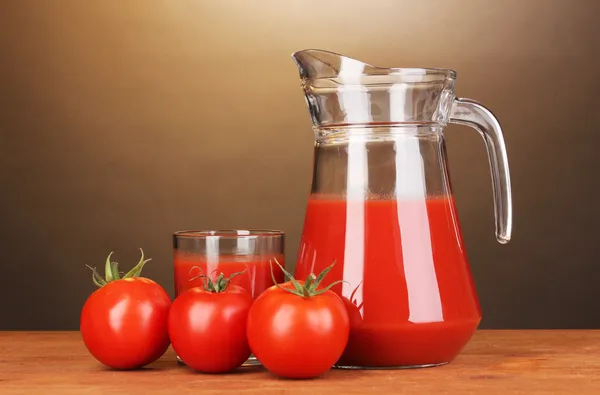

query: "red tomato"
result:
(247, 278), (350, 379)
(341, 295), (364, 330)
(80, 250), (171, 370)
(168, 284), (253, 373)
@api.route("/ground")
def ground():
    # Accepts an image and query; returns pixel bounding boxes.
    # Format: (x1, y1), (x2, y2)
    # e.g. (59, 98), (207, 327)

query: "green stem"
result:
(190, 268), (246, 293)
(104, 251), (114, 282)
(123, 248), (151, 278)
(88, 249), (151, 288)
(270, 258), (341, 298)
(301, 286), (310, 298)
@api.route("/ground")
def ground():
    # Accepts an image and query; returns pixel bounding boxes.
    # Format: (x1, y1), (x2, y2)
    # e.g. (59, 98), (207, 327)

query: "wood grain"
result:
(0, 331), (598, 394)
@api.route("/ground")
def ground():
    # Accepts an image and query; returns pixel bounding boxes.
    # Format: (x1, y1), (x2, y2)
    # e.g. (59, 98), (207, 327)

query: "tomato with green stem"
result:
(168, 269), (253, 373)
(80, 249), (171, 370)
(247, 259), (350, 379)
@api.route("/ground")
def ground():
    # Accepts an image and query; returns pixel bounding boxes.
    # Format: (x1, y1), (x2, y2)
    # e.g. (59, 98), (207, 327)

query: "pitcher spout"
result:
(291, 49), (456, 128)
(291, 49), (373, 80)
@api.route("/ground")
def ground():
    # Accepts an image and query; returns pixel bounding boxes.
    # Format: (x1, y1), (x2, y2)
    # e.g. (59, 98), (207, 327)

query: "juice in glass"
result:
(174, 253), (285, 298)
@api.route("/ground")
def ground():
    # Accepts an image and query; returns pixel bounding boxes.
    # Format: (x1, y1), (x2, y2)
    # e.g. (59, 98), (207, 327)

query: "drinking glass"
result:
(173, 229), (285, 366)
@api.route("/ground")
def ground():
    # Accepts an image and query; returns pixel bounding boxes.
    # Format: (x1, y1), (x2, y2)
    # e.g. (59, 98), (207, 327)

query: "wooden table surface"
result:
(0, 331), (598, 394)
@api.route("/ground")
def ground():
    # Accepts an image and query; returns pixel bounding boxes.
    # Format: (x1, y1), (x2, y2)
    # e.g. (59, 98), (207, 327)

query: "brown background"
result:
(0, 0), (598, 330)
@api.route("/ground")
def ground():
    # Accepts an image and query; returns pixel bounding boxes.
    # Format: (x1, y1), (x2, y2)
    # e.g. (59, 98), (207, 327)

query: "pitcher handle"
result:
(449, 98), (512, 244)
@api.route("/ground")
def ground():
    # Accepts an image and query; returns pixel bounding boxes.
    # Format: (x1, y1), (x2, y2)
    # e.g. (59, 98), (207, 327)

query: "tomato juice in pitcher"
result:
(291, 50), (512, 368)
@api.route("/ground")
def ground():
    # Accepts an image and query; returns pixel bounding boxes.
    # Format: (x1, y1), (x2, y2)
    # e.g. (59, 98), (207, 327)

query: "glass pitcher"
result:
(291, 49), (512, 369)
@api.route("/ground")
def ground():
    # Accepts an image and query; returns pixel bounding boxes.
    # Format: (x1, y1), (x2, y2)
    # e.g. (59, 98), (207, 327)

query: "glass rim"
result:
(292, 49), (458, 80)
(173, 229), (284, 238)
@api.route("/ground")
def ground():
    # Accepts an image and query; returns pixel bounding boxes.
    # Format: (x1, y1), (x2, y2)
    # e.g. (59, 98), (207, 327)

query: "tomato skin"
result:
(341, 296), (363, 330)
(247, 281), (350, 379)
(80, 278), (171, 370)
(168, 285), (253, 373)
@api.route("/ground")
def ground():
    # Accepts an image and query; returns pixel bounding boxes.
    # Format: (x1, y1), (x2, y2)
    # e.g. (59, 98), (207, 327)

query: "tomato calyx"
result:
(270, 258), (343, 298)
(86, 248), (152, 288)
(189, 268), (247, 293)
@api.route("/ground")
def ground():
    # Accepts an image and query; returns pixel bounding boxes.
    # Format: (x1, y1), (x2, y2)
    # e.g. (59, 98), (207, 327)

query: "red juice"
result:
(174, 254), (285, 299)
(295, 195), (481, 367)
